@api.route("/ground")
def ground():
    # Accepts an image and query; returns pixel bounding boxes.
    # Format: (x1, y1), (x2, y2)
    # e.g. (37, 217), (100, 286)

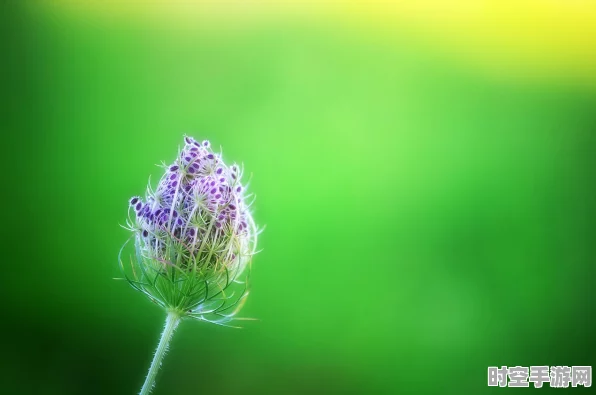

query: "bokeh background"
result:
(2, 1), (595, 394)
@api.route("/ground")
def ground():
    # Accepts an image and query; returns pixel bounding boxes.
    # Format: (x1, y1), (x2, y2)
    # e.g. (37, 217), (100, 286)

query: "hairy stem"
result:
(139, 311), (181, 395)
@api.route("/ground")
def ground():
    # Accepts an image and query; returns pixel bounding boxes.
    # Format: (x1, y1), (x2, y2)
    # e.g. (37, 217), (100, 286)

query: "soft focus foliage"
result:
(2, 2), (595, 395)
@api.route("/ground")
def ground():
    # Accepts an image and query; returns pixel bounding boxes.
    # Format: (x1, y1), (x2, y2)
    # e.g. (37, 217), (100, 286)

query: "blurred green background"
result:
(2, 2), (595, 394)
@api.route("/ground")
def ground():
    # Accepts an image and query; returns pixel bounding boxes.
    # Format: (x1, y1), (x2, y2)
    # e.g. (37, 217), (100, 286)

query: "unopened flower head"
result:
(121, 136), (258, 326)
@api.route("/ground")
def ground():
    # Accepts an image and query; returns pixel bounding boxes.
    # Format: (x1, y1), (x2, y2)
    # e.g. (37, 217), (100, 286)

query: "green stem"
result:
(139, 311), (181, 395)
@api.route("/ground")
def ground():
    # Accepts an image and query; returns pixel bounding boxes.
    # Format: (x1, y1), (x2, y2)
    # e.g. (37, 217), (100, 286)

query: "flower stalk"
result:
(139, 311), (181, 395)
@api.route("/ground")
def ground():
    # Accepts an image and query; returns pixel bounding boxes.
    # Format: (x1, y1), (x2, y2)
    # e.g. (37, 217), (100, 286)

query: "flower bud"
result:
(120, 136), (258, 326)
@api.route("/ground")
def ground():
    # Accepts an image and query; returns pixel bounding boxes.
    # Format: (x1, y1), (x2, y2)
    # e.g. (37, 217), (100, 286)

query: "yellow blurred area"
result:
(41, 0), (596, 85)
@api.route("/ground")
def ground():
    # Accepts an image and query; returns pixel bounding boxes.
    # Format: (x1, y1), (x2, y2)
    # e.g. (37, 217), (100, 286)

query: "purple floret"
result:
(129, 136), (250, 260)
